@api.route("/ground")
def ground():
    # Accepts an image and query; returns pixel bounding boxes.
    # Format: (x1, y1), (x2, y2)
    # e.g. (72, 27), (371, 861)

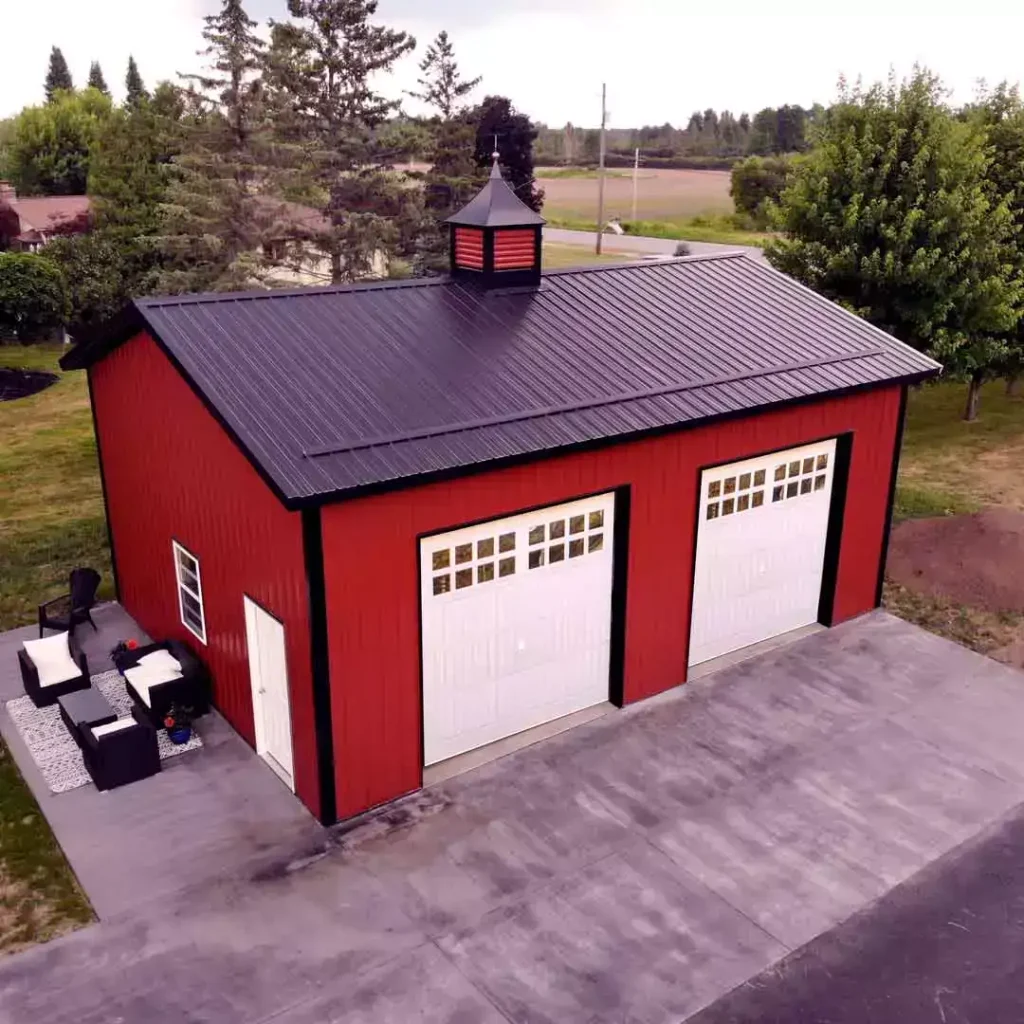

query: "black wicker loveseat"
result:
(116, 639), (211, 728)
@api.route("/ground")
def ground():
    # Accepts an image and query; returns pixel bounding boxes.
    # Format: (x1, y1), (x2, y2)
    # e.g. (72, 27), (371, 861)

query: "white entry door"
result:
(688, 439), (837, 667)
(420, 493), (616, 766)
(244, 596), (295, 790)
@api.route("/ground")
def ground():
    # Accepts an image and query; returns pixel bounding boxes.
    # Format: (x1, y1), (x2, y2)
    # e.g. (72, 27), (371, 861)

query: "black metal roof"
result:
(445, 158), (545, 228)
(63, 253), (940, 508)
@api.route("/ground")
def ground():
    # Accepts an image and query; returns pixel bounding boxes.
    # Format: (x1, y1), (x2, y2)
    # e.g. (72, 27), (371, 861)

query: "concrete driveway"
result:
(3, 611), (1024, 1024)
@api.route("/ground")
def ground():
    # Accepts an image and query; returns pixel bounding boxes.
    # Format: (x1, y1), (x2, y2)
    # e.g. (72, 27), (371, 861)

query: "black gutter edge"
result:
(86, 366), (120, 601)
(874, 384), (910, 608)
(302, 507), (337, 826)
(608, 485), (632, 707)
(817, 433), (853, 626)
(60, 303), (145, 370)
(288, 370), (941, 512)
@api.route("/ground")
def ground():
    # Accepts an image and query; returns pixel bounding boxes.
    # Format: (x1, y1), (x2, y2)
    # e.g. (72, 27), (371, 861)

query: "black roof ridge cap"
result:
(304, 343), (894, 459)
(138, 275), (450, 309)
(747, 258), (944, 373)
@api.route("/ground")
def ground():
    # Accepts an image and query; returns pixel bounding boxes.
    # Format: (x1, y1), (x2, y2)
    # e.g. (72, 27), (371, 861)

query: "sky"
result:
(4, 1), (1024, 125)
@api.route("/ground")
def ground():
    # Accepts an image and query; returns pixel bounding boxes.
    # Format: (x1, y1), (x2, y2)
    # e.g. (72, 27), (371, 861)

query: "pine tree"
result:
(264, 0), (421, 283)
(408, 31), (481, 120)
(125, 56), (149, 109)
(87, 61), (110, 95)
(158, 0), (278, 293)
(45, 47), (74, 102)
(469, 96), (544, 213)
(409, 30), (482, 274)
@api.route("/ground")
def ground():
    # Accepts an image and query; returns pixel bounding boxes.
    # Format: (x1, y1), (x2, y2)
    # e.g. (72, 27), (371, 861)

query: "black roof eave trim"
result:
(291, 366), (939, 511)
(59, 303), (147, 370)
(61, 301), (299, 512)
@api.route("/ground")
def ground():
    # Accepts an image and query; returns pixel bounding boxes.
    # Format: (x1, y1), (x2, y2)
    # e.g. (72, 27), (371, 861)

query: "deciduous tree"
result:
(6, 88), (112, 195)
(44, 47), (74, 102)
(730, 155), (795, 226)
(768, 70), (1024, 420)
(468, 95), (543, 213)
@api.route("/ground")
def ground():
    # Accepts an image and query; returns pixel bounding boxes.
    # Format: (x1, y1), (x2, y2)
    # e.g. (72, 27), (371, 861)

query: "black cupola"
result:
(446, 153), (545, 287)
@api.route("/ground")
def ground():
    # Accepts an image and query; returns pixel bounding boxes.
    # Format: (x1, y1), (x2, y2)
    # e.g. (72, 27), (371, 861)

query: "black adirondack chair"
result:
(38, 568), (101, 638)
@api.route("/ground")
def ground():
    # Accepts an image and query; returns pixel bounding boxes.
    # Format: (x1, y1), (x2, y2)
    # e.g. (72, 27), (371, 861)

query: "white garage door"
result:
(688, 439), (837, 667)
(420, 493), (615, 766)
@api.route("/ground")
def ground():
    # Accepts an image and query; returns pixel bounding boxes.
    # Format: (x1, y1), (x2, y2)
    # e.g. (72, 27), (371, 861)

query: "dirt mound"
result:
(888, 508), (1024, 613)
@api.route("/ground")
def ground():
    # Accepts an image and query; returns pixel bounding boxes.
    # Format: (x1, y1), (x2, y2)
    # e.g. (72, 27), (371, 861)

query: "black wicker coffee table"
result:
(58, 688), (117, 748)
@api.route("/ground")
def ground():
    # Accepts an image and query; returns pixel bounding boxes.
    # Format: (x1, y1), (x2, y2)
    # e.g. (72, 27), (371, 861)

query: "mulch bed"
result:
(888, 508), (1024, 614)
(0, 368), (58, 401)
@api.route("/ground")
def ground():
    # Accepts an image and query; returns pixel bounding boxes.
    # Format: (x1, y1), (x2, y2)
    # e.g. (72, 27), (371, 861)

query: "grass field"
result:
(542, 243), (637, 269)
(535, 166), (771, 246)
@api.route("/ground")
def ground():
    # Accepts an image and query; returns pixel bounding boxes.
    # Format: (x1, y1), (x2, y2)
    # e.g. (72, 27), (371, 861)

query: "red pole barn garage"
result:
(63, 163), (940, 824)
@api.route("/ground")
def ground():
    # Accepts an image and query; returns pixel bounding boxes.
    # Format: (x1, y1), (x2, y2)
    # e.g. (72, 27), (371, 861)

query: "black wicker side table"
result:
(58, 688), (117, 749)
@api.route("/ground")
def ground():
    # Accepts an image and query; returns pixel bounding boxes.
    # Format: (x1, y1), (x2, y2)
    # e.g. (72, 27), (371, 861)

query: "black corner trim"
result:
(874, 384), (910, 608)
(818, 433), (854, 626)
(86, 367), (120, 601)
(302, 507), (337, 826)
(608, 485), (632, 707)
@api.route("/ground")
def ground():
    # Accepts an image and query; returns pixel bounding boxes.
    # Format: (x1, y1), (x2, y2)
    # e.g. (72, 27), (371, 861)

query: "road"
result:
(687, 798), (1024, 1024)
(544, 226), (766, 262)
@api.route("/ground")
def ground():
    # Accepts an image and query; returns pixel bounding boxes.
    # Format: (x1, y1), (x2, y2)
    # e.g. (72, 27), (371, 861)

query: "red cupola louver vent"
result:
(493, 229), (536, 270)
(454, 227), (485, 270)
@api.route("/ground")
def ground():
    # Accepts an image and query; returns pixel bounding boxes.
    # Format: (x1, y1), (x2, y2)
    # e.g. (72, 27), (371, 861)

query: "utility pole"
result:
(596, 82), (607, 255)
(631, 146), (640, 224)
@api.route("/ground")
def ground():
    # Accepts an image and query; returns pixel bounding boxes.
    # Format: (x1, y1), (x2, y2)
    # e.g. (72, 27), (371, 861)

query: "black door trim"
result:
(608, 485), (632, 707)
(301, 508), (337, 826)
(818, 433), (854, 625)
(87, 367), (120, 600)
(874, 384), (910, 607)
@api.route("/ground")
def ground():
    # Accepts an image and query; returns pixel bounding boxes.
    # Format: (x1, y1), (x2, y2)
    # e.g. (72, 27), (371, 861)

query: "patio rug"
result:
(5, 670), (203, 794)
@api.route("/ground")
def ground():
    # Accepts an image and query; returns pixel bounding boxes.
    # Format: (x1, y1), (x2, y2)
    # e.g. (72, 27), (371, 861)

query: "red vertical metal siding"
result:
(90, 332), (320, 815)
(320, 385), (902, 819)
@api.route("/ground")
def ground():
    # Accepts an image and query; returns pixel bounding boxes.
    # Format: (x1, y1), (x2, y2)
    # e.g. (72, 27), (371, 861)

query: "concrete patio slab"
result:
(2, 609), (1024, 1024)
(0, 603), (321, 919)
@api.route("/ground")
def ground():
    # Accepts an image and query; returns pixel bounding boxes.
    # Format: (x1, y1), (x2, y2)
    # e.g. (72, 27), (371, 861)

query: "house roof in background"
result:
(3, 195), (92, 238)
(62, 253), (940, 508)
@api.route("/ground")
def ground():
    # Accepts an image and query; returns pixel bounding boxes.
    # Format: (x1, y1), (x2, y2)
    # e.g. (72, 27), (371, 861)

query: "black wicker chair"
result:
(118, 639), (211, 728)
(19, 630), (91, 708)
(81, 706), (161, 791)
(38, 568), (101, 638)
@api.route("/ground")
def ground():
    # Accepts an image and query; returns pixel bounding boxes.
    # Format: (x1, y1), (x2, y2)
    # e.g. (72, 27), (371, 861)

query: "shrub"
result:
(0, 252), (69, 342)
(730, 155), (795, 227)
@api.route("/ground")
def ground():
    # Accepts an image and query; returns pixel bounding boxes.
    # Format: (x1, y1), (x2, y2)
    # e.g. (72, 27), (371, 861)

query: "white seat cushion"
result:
(91, 718), (137, 738)
(137, 649), (182, 674)
(22, 632), (82, 687)
(124, 664), (183, 707)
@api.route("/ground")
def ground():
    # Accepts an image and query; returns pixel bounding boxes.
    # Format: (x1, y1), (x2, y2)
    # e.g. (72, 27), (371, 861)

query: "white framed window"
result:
(173, 541), (207, 644)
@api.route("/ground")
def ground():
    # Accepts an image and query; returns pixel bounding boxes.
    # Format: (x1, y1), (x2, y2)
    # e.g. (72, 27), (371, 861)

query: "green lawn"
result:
(0, 345), (101, 953)
(545, 214), (771, 248)
(0, 345), (113, 632)
(542, 242), (637, 269)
